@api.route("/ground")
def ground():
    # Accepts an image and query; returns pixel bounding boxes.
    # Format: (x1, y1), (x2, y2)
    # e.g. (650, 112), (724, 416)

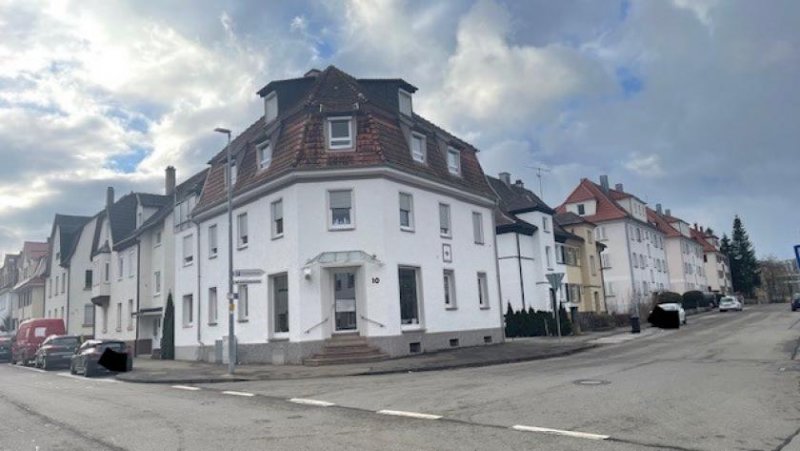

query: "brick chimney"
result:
(599, 175), (609, 193)
(106, 187), (114, 210)
(656, 203), (663, 215)
(665, 208), (671, 217)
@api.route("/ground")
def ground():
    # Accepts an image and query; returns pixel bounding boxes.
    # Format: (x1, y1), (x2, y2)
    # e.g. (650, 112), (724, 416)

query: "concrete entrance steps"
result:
(303, 334), (388, 366)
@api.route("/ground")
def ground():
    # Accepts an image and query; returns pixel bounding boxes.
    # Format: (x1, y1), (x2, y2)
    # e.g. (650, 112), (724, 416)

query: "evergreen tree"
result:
(728, 216), (759, 297)
(160, 293), (175, 360)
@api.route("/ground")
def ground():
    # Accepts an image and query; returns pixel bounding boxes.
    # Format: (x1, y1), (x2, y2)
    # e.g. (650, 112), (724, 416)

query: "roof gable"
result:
(557, 179), (629, 223)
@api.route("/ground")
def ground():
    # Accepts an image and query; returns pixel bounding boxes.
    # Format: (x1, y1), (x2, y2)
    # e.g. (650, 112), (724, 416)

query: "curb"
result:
(117, 343), (599, 384)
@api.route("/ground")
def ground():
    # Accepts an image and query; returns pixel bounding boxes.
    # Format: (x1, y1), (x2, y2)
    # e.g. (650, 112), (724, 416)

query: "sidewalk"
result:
(117, 332), (616, 384)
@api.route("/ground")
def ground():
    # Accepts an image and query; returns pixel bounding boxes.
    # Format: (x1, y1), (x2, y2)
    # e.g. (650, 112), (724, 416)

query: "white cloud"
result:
(624, 153), (664, 177)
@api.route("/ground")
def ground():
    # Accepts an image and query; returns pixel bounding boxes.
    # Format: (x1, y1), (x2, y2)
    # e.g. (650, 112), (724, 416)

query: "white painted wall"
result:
(66, 217), (97, 336)
(174, 176), (501, 353)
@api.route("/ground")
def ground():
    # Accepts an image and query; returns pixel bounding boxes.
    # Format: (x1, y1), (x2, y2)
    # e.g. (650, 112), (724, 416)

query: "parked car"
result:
(70, 339), (132, 377)
(11, 318), (66, 365)
(658, 302), (687, 325)
(0, 336), (12, 363)
(719, 296), (743, 312)
(791, 296), (800, 312)
(34, 335), (81, 370)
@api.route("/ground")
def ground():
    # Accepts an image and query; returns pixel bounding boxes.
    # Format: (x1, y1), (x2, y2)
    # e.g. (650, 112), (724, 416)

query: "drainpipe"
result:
(65, 267), (70, 333)
(134, 241), (141, 357)
(491, 212), (504, 338)
(515, 233), (526, 310)
(193, 219), (204, 361)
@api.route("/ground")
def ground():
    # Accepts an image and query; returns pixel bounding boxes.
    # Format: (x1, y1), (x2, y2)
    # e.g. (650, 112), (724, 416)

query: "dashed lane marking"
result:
(376, 410), (442, 420)
(172, 385), (201, 391)
(222, 390), (255, 397)
(289, 398), (335, 407)
(512, 425), (609, 440)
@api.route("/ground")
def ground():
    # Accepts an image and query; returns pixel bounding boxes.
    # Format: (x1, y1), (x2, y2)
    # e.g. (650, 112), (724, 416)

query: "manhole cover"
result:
(573, 379), (610, 386)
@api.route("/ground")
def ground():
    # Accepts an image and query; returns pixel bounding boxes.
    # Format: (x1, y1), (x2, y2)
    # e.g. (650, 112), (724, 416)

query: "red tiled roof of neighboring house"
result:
(690, 227), (717, 253)
(556, 179), (629, 223)
(22, 241), (48, 260)
(646, 208), (681, 238)
(195, 66), (492, 215)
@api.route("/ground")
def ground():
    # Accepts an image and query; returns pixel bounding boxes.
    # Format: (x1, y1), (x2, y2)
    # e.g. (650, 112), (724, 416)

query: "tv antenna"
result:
(526, 165), (551, 198)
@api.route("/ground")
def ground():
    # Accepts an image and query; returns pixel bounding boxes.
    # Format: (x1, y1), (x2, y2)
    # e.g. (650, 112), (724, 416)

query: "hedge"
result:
(505, 303), (572, 337)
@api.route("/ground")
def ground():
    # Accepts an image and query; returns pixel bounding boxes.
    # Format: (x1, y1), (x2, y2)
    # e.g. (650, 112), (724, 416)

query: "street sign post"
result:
(545, 272), (565, 339)
(794, 245), (800, 269)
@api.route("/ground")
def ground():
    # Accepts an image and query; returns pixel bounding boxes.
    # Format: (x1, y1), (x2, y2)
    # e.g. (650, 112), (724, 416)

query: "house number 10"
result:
(371, 277), (380, 284)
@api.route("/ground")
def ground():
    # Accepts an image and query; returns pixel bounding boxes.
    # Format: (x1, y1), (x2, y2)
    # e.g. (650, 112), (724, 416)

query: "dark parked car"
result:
(70, 340), (132, 377)
(791, 296), (800, 312)
(34, 335), (81, 370)
(0, 336), (12, 363)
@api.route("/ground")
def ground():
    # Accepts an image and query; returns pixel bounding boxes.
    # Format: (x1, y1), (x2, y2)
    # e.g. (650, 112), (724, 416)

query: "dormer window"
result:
(411, 133), (426, 163)
(265, 92), (278, 124)
(327, 117), (353, 150)
(447, 147), (461, 175)
(257, 140), (272, 170)
(398, 89), (412, 116)
(226, 159), (237, 187)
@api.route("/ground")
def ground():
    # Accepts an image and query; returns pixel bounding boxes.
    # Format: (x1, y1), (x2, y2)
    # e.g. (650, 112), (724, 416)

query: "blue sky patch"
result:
(616, 66), (643, 97)
(108, 146), (149, 173)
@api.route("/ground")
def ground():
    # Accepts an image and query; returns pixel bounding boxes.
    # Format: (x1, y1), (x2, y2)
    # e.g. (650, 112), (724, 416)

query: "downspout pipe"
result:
(192, 219), (204, 361)
(516, 233), (526, 310)
(134, 241), (141, 357)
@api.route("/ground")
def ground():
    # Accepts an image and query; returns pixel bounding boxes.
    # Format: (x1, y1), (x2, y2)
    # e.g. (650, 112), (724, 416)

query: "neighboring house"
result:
(692, 226), (732, 294)
(0, 254), (20, 329)
(114, 167), (208, 356)
(43, 214), (92, 335)
(176, 66), (503, 364)
(648, 206), (708, 294)
(11, 241), (49, 328)
(489, 172), (561, 313)
(555, 212), (607, 313)
(557, 176), (670, 314)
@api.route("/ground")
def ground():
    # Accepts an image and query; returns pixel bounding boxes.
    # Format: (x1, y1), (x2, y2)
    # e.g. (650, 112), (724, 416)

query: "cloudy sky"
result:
(0, 0), (798, 259)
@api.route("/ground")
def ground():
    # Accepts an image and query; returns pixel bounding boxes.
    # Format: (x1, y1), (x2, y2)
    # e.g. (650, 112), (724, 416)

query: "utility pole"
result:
(214, 127), (236, 375)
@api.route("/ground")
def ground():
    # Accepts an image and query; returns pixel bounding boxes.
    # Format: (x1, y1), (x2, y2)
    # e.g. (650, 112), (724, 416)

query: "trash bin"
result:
(630, 316), (641, 334)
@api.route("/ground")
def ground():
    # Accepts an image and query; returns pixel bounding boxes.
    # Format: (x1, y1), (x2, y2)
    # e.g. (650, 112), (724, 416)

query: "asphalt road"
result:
(0, 303), (798, 451)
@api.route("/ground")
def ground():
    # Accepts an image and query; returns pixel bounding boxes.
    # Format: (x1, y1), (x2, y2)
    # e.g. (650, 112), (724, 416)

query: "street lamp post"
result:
(214, 127), (236, 375)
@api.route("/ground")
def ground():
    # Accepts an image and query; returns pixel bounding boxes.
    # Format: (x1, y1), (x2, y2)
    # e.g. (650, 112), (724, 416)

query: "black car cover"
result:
(647, 305), (680, 329)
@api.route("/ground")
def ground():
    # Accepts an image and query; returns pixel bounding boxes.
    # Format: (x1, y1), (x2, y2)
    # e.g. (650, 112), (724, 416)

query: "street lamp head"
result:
(214, 127), (231, 136)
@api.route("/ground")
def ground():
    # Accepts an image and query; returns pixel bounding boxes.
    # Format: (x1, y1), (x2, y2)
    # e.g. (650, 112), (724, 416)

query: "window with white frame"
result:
(83, 304), (93, 326)
(155, 230), (162, 246)
(472, 212), (484, 244)
(271, 199), (284, 238)
(329, 190), (353, 228)
(102, 306), (108, 333)
(398, 267), (421, 325)
(104, 262), (110, 282)
(257, 140), (272, 169)
(398, 89), (412, 116)
(587, 229), (593, 244)
(542, 217), (550, 232)
(601, 252), (611, 269)
(633, 253), (639, 268)
(439, 203), (451, 237)
(271, 273), (289, 334)
(577, 204), (585, 215)
(237, 285), (249, 321)
(546, 246), (553, 268)
(154, 271), (161, 295)
(410, 133), (426, 163)
(477, 272), (489, 308)
(399, 193), (414, 230)
(127, 299), (133, 329)
(116, 302), (122, 331)
(117, 256), (123, 280)
(208, 224), (218, 258)
(237, 213), (248, 247)
(182, 294), (193, 326)
(443, 269), (456, 309)
(128, 250), (135, 277)
(327, 117), (353, 149)
(264, 91), (278, 123)
(183, 234), (194, 265)
(590, 255), (597, 275)
(605, 281), (615, 296)
(556, 244), (566, 264)
(447, 147), (461, 175)
(208, 287), (218, 325)
(228, 160), (237, 187)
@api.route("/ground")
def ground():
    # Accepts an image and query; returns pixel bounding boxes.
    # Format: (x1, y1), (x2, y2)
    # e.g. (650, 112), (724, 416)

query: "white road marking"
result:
(222, 390), (255, 397)
(11, 365), (46, 373)
(511, 425), (609, 440)
(289, 398), (335, 407)
(376, 410), (442, 420)
(56, 372), (118, 383)
(172, 385), (201, 391)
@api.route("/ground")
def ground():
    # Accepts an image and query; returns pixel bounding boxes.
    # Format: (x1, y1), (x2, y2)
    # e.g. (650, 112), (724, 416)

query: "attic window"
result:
(577, 204), (585, 215)
(410, 133), (426, 163)
(327, 117), (353, 150)
(265, 92), (278, 124)
(447, 147), (461, 175)
(398, 89), (412, 116)
(226, 159), (237, 188)
(257, 140), (272, 170)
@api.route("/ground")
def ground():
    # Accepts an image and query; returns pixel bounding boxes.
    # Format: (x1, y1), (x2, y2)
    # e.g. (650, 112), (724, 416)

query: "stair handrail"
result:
(359, 314), (386, 328)
(304, 302), (337, 334)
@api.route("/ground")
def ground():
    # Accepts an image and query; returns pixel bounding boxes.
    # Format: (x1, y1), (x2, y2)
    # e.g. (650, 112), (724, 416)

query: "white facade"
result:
(175, 174), (503, 364)
(664, 235), (707, 293)
(496, 211), (562, 313)
(44, 228), (69, 322)
(136, 215), (174, 353)
(66, 218), (99, 337)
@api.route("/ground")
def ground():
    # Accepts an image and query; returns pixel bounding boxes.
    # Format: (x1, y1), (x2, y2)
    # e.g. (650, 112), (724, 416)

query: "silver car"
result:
(719, 296), (743, 312)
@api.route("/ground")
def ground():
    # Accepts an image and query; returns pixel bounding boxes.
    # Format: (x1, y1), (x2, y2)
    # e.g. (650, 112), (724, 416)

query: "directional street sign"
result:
(234, 268), (265, 285)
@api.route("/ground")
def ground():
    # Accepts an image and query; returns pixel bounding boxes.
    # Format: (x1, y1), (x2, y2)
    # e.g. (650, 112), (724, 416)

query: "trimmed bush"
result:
(657, 291), (682, 305)
(160, 293), (175, 360)
(504, 305), (573, 337)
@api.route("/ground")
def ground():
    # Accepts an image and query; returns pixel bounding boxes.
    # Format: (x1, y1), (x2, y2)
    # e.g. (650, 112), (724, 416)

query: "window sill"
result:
(237, 319), (249, 323)
(209, 254), (218, 260)
(329, 226), (355, 232)
(440, 234), (452, 240)
(401, 325), (424, 333)
(271, 234), (284, 241)
(270, 335), (289, 342)
(207, 322), (217, 326)
(237, 244), (249, 250)
(474, 242), (484, 246)
(115, 328), (122, 333)
(400, 227), (415, 233)
(183, 261), (194, 267)
(445, 306), (458, 311)
(154, 293), (161, 297)
(479, 306), (490, 310)
(183, 324), (194, 329)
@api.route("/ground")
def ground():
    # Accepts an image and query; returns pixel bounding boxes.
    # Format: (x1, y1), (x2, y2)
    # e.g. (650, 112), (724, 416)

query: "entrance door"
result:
(333, 270), (357, 332)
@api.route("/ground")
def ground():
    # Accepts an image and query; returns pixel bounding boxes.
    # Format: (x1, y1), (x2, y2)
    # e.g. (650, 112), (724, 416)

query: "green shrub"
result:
(503, 305), (573, 337)
(657, 291), (682, 304)
(160, 293), (175, 360)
